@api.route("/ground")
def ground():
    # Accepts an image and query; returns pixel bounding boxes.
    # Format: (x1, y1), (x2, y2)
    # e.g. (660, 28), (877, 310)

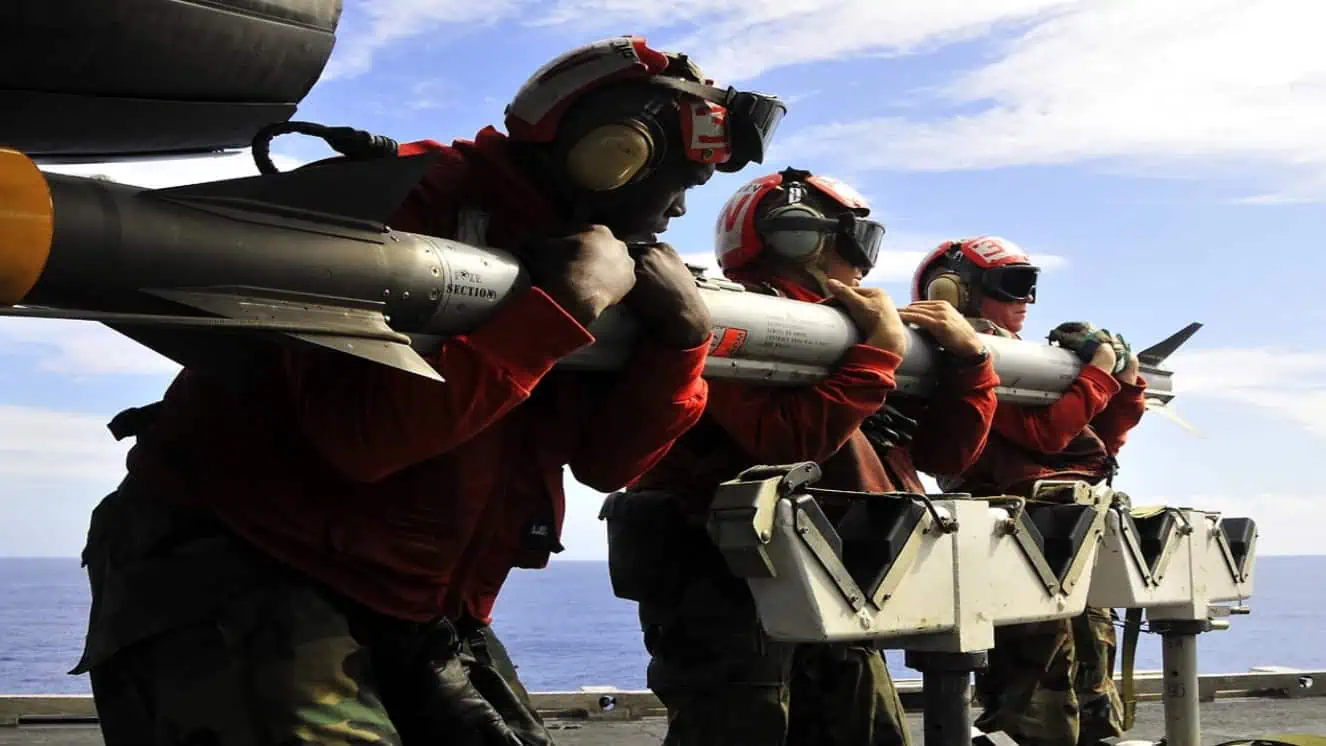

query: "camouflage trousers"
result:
(74, 482), (548, 746)
(974, 606), (1125, 746)
(606, 493), (909, 746)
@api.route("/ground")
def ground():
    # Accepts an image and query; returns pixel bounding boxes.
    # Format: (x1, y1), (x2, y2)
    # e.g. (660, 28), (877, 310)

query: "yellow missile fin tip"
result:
(0, 148), (54, 306)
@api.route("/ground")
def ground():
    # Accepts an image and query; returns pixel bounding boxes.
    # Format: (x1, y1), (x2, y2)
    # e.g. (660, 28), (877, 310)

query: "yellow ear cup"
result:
(565, 121), (655, 192)
(925, 273), (967, 310)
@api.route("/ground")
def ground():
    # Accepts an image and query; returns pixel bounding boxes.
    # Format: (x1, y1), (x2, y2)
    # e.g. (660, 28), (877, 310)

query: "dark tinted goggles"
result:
(838, 214), (885, 270)
(760, 212), (886, 271)
(980, 264), (1040, 302)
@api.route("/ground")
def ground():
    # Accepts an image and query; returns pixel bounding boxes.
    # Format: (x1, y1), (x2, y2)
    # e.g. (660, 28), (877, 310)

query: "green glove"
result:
(1047, 321), (1096, 353)
(1110, 331), (1133, 375)
(1048, 321), (1130, 375)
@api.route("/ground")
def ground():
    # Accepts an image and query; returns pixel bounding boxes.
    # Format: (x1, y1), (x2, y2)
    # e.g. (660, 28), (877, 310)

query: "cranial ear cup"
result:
(565, 120), (657, 192)
(557, 85), (676, 192)
(761, 202), (828, 260)
(925, 272), (969, 311)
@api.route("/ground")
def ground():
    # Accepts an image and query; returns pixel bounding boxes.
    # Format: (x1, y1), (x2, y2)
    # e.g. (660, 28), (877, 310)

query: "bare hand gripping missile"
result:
(0, 148), (1199, 413)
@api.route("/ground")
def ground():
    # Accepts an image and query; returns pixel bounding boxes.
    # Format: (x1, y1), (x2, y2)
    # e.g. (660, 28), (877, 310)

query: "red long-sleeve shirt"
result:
(127, 126), (709, 623)
(942, 332), (1150, 495)
(636, 277), (1000, 509)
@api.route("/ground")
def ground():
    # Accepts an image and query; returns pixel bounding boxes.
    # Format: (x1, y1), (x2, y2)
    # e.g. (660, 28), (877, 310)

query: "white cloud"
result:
(38, 150), (304, 189)
(0, 405), (130, 483)
(323, 0), (529, 81)
(313, 2), (1326, 199)
(781, 0), (1326, 201)
(1151, 492), (1323, 557)
(408, 79), (452, 110)
(1169, 347), (1326, 439)
(0, 318), (180, 376)
(653, 0), (1074, 84)
(312, 1), (1322, 198)
(322, 0), (1071, 84)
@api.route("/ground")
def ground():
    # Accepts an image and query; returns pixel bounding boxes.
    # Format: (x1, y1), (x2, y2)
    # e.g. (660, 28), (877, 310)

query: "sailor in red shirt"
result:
(72, 36), (788, 746)
(603, 167), (1000, 746)
(912, 236), (1147, 746)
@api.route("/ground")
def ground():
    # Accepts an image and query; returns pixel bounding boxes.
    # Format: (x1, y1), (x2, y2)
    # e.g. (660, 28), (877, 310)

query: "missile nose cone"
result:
(0, 148), (54, 305)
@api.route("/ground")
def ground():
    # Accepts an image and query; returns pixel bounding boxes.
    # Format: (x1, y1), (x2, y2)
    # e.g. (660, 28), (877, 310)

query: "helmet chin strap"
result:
(967, 287), (988, 318)
(564, 198), (589, 228)
(518, 144), (590, 228)
(765, 246), (837, 297)
(803, 263), (834, 298)
(805, 246), (849, 298)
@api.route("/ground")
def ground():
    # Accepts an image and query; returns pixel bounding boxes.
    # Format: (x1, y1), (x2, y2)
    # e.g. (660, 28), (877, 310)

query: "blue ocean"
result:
(2, 556), (1323, 694)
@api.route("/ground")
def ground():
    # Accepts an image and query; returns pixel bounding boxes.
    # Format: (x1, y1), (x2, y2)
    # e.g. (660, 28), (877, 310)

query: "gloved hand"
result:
(521, 224), (637, 328)
(424, 653), (530, 746)
(467, 660), (556, 746)
(621, 241), (713, 349)
(371, 618), (538, 746)
(1047, 321), (1131, 376)
(860, 404), (919, 453)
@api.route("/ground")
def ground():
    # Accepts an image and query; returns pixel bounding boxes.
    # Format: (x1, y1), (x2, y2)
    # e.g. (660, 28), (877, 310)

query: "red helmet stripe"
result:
(630, 36), (671, 72)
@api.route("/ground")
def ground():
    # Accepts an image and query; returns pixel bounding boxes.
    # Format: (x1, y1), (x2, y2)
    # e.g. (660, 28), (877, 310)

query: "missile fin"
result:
(1137, 322), (1203, 366)
(4, 293), (445, 382)
(145, 288), (445, 382)
(149, 151), (442, 227)
(1144, 397), (1205, 438)
(289, 332), (442, 382)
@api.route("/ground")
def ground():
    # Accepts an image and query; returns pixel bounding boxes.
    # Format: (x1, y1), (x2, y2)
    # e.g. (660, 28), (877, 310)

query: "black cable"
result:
(250, 121), (401, 174)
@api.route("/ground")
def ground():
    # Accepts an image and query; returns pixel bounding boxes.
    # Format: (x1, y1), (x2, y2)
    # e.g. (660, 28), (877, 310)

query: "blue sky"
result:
(3, 0), (1324, 559)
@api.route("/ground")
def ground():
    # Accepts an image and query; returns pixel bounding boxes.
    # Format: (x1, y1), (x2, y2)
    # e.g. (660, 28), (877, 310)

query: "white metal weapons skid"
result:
(701, 462), (1258, 746)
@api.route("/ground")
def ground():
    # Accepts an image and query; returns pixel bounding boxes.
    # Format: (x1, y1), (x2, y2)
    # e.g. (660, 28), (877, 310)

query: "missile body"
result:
(554, 287), (1188, 406)
(1, 148), (531, 379)
(0, 148), (1196, 407)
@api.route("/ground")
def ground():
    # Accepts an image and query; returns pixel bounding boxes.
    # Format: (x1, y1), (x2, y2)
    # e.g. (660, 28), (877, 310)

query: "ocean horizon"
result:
(2, 555), (1323, 694)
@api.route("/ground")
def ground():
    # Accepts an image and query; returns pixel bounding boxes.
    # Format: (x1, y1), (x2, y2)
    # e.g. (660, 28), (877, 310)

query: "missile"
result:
(0, 147), (1198, 410)
(0, 146), (479, 381)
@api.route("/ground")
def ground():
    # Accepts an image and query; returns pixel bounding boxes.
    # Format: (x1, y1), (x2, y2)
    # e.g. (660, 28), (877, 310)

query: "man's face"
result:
(821, 241), (868, 287)
(980, 295), (1028, 334)
(591, 159), (716, 241)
